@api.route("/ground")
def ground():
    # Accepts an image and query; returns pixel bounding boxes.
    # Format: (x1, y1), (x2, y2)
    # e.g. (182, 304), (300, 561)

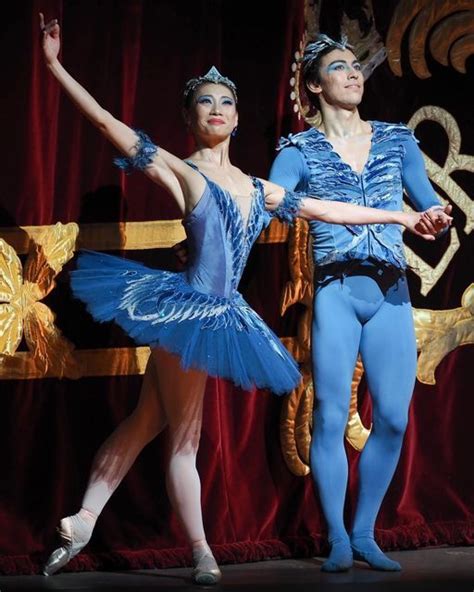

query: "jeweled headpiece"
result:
(301, 33), (354, 80)
(183, 66), (238, 105)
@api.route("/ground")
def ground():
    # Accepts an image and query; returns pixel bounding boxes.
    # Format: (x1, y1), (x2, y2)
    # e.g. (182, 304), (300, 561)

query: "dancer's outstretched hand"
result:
(402, 211), (437, 240)
(421, 205), (453, 236)
(403, 206), (452, 240)
(39, 13), (60, 64)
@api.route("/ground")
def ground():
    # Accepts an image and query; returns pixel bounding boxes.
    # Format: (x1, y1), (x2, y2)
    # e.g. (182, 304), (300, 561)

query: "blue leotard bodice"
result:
(183, 169), (270, 299)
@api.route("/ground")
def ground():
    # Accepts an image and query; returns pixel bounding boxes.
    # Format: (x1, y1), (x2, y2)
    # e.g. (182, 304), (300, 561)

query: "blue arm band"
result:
(114, 130), (158, 174)
(272, 190), (304, 224)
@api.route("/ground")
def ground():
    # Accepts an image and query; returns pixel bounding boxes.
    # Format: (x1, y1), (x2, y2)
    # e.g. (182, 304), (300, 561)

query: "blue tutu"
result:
(71, 250), (300, 394)
(70, 168), (301, 394)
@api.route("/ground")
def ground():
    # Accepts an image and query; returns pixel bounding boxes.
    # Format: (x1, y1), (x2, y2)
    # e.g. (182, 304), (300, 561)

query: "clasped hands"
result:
(414, 204), (453, 239)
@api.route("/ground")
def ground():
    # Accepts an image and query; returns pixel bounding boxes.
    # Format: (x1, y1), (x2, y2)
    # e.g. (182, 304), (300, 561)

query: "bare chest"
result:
(202, 170), (255, 198)
(327, 134), (373, 175)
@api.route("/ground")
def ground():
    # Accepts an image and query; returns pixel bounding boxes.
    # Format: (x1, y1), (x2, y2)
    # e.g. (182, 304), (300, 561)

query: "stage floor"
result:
(0, 546), (473, 591)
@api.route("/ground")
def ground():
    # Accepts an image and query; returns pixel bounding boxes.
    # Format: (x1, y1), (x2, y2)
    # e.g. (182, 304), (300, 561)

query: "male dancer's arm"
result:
(269, 139), (451, 235)
(263, 187), (444, 239)
(267, 146), (449, 237)
(401, 135), (451, 235)
(268, 147), (308, 191)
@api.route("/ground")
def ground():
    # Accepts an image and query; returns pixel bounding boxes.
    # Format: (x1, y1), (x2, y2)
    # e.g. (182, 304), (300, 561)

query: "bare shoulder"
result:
(259, 177), (280, 193)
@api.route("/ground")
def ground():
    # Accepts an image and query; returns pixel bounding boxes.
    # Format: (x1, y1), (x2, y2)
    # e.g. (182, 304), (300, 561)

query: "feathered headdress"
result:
(301, 34), (354, 78)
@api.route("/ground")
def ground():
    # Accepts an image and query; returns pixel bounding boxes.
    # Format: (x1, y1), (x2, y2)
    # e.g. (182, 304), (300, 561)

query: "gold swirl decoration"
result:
(414, 284), (474, 385)
(0, 223), (79, 378)
(279, 220), (313, 476)
(403, 106), (473, 295)
(279, 367), (313, 477)
(408, 107), (473, 235)
(288, 0), (321, 125)
(386, 0), (474, 78)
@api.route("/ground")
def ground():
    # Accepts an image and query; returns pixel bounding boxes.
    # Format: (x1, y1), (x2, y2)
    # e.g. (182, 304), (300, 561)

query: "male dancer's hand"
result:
(403, 211), (450, 240)
(420, 205), (453, 236)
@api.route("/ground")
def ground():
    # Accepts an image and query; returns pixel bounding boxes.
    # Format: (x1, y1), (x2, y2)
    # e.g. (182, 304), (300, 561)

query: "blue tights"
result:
(310, 263), (417, 571)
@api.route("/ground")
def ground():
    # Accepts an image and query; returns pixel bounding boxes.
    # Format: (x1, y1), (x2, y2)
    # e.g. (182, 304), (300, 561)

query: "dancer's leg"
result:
(44, 355), (166, 575)
(311, 280), (362, 572)
(151, 348), (207, 544)
(151, 348), (220, 585)
(351, 275), (416, 571)
(82, 355), (166, 516)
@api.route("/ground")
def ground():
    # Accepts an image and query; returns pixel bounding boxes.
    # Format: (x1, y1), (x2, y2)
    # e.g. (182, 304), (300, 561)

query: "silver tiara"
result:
(301, 33), (354, 73)
(183, 66), (238, 103)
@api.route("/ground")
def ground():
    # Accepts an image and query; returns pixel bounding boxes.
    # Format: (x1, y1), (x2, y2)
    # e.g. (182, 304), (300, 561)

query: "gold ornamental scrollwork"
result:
(279, 220), (314, 477)
(414, 284), (474, 385)
(0, 220), (186, 380)
(408, 106), (473, 235)
(404, 106), (473, 296)
(0, 223), (79, 378)
(386, 0), (474, 78)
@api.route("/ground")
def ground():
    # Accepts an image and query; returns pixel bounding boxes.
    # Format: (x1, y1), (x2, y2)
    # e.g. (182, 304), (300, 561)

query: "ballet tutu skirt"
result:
(70, 250), (301, 394)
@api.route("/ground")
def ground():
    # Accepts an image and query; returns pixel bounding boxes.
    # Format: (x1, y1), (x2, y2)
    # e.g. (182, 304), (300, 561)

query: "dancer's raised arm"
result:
(39, 13), (204, 213)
